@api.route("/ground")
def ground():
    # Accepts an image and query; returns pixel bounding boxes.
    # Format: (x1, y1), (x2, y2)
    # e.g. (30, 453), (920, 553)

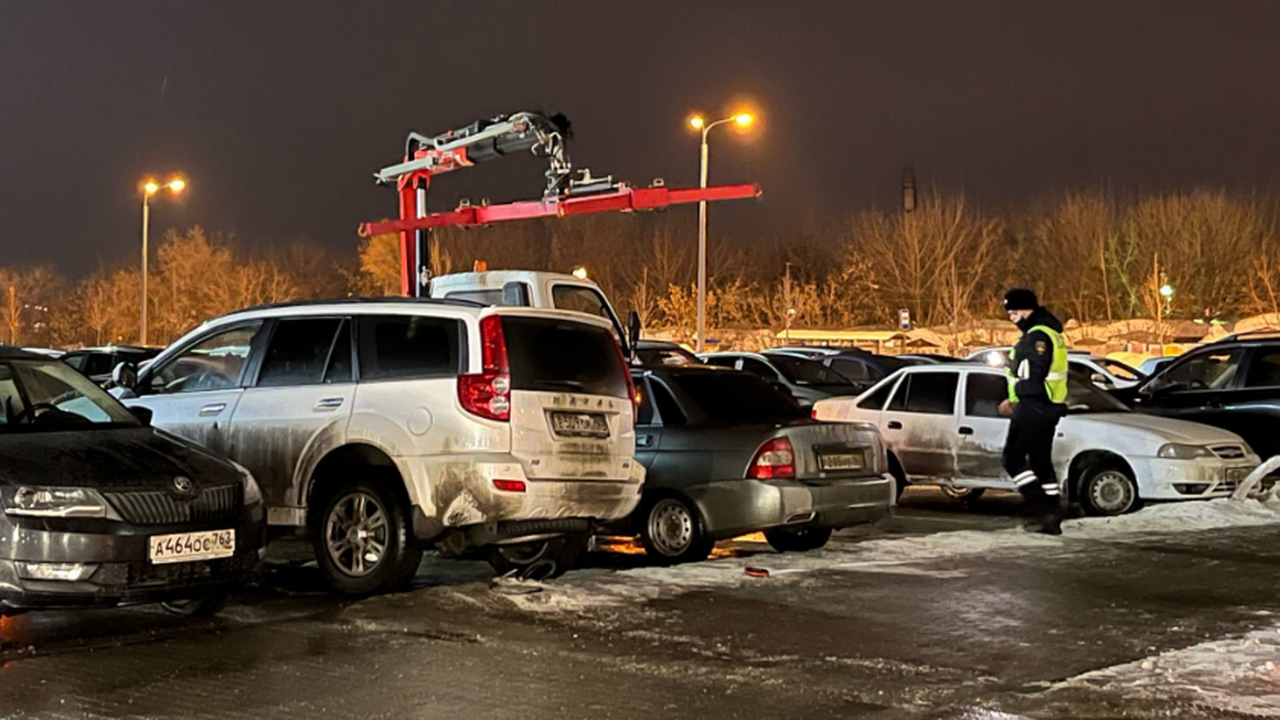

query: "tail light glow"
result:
(492, 479), (526, 493)
(458, 315), (512, 422)
(747, 437), (796, 480)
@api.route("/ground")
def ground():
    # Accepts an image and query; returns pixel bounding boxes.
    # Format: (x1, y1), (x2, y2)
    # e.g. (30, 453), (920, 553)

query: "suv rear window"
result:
(501, 316), (628, 398)
(669, 372), (806, 424)
(357, 315), (463, 381)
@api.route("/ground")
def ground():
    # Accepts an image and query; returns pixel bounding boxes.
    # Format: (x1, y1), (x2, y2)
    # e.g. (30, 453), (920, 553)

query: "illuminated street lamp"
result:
(140, 177), (186, 345)
(688, 110), (756, 351)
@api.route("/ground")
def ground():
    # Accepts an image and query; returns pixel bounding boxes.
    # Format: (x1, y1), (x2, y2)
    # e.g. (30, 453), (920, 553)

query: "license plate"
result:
(819, 452), (865, 471)
(550, 412), (610, 438)
(148, 530), (235, 565)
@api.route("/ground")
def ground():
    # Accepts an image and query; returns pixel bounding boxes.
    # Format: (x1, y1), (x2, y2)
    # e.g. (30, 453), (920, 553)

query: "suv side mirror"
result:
(627, 310), (642, 361)
(129, 406), (153, 427)
(111, 362), (138, 391)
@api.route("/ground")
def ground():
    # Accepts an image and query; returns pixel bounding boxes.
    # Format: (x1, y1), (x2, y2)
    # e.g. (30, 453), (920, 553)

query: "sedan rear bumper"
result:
(684, 473), (894, 540)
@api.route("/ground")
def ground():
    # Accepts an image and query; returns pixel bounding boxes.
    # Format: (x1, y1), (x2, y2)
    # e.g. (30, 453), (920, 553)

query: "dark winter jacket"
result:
(1010, 306), (1066, 408)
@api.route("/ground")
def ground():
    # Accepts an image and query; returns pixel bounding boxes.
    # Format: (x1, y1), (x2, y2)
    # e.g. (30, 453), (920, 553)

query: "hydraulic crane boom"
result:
(359, 111), (761, 297)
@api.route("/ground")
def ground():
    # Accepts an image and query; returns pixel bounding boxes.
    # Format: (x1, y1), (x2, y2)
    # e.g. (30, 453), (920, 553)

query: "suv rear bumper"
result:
(405, 455), (644, 545)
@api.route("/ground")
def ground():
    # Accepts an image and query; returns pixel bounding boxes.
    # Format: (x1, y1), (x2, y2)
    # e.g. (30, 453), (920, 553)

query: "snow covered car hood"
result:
(1063, 412), (1247, 447)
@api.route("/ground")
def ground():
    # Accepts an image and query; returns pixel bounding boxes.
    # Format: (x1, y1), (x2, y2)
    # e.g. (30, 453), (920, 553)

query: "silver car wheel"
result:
(940, 485), (975, 499)
(1090, 470), (1136, 515)
(325, 490), (389, 578)
(648, 499), (694, 557)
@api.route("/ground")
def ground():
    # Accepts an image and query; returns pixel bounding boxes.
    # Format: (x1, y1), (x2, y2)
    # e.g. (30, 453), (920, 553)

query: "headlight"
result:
(3, 486), (108, 518)
(1157, 443), (1213, 460)
(235, 463), (263, 505)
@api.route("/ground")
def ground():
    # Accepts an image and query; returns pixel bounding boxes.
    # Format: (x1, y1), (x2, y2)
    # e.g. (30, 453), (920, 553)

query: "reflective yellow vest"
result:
(1007, 324), (1069, 404)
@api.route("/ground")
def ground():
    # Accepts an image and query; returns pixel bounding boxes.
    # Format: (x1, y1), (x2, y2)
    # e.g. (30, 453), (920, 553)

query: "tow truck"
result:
(358, 110), (761, 350)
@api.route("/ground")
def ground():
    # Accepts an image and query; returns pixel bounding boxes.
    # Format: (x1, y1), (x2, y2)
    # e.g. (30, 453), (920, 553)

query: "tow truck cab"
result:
(429, 270), (633, 351)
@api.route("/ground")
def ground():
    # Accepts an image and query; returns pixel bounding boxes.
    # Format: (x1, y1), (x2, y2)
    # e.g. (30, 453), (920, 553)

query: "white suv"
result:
(116, 299), (643, 594)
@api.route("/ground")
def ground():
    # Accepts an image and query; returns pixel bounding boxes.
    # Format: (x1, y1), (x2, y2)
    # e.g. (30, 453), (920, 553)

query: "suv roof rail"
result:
(237, 296), (486, 314)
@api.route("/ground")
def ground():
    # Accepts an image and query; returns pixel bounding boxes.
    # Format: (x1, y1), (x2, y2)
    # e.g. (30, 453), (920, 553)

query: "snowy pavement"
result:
(4, 494), (1280, 719)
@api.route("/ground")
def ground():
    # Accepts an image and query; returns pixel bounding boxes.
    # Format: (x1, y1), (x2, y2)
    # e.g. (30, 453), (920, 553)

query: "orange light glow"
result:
(143, 180), (160, 195)
(688, 115), (706, 130)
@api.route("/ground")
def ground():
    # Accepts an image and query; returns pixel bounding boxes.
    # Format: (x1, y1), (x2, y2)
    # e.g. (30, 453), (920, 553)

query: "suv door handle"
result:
(958, 426), (974, 435)
(314, 397), (345, 411)
(199, 403), (227, 417)
(887, 420), (903, 430)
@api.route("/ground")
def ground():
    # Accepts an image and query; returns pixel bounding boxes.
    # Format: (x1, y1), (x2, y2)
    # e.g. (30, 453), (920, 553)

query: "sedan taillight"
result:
(747, 437), (796, 480)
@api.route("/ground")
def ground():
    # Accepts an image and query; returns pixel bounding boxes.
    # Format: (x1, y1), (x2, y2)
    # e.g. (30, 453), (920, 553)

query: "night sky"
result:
(3, 1), (1280, 278)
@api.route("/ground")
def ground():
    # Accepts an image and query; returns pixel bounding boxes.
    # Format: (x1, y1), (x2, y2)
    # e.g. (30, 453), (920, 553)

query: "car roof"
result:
(636, 339), (684, 349)
(0, 346), (56, 360)
(633, 364), (741, 378)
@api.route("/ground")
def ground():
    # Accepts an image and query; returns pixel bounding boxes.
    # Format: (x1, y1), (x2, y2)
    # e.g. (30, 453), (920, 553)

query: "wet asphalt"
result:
(1, 488), (1276, 719)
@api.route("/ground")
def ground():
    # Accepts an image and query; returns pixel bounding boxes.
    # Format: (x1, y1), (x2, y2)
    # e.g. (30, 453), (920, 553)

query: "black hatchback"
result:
(0, 348), (266, 616)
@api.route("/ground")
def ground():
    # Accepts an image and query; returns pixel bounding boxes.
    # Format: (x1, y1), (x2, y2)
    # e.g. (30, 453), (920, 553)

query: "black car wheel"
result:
(1080, 463), (1140, 516)
(640, 496), (713, 564)
(314, 479), (421, 596)
(161, 592), (229, 617)
(940, 486), (987, 503)
(764, 526), (833, 553)
(487, 536), (583, 578)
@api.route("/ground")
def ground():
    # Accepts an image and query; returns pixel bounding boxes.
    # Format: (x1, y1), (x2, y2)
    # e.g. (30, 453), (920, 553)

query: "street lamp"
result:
(688, 110), (755, 351)
(140, 177), (186, 345)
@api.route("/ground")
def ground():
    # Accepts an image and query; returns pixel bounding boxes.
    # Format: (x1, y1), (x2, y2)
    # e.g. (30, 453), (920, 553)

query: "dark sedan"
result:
(619, 365), (894, 563)
(0, 348), (265, 616)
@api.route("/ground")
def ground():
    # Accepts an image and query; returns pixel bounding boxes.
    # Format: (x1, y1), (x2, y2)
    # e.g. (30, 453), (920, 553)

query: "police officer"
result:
(998, 288), (1069, 535)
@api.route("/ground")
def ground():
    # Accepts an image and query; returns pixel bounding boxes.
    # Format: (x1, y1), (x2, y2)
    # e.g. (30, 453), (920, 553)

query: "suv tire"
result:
(314, 478), (422, 596)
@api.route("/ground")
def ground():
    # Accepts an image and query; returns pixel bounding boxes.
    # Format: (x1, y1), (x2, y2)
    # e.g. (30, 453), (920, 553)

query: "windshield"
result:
(0, 360), (137, 431)
(670, 372), (807, 424)
(1065, 371), (1130, 413)
(1095, 358), (1144, 381)
(770, 355), (854, 385)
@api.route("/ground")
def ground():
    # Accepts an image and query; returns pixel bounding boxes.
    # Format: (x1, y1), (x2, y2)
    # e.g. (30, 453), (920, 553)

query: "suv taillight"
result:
(458, 315), (511, 422)
(747, 437), (796, 480)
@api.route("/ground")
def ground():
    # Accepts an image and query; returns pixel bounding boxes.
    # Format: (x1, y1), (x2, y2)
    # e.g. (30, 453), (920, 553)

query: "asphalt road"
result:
(2, 489), (1276, 719)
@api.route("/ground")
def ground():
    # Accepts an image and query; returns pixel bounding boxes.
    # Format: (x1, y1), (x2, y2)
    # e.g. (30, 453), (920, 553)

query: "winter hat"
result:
(1003, 287), (1039, 312)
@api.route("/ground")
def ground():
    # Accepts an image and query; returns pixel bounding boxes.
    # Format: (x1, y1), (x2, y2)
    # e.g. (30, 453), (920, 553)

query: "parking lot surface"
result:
(3, 490), (1278, 719)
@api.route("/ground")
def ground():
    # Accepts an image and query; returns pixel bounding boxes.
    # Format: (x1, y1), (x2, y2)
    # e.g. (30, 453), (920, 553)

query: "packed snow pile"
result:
(1062, 623), (1280, 717)
(504, 498), (1280, 614)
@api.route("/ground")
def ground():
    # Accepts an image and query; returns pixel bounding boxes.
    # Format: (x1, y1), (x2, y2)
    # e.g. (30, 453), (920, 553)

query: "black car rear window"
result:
(670, 372), (806, 424)
(502, 316), (628, 398)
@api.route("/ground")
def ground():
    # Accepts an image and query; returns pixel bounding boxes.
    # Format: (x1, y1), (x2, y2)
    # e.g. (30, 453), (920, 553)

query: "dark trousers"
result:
(1002, 402), (1063, 521)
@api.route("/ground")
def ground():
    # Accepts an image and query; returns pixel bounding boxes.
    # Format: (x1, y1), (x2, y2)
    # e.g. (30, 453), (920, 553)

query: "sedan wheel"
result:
(641, 496), (712, 564)
(1082, 465), (1139, 516)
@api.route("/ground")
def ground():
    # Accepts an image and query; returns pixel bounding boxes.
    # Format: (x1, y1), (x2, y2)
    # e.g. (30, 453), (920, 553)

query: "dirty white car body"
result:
(118, 299), (644, 591)
(813, 365), (1261, 515)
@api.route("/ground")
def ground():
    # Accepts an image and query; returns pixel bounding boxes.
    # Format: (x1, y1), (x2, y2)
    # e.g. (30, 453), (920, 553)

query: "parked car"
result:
(634, 340), (701, 367)
(897, 354), (964, 365)
(62, 345), (162, 386)
(813, 364), (1262, 516)
(1115, 333), (1280, 461)
(766, 346), (865, 359)
(620, 365), (893, 562)
(113, 299), (644, 594)
(699, 351), (862, 407)
(803, 352), (910, 393)
(1072, 355), (1146, 390)
(965, 347), (1142, 390)
(1137, 357), (1175, 377)
(0, 348), (265, 616)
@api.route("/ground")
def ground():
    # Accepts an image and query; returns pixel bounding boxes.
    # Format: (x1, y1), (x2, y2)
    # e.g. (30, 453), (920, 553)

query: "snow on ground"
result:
(1060, 623), (1280, 717)
(503, 498), (1280, 614)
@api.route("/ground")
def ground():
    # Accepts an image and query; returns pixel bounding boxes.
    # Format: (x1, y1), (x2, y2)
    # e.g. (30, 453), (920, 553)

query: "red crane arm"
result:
(358, 183), (761, 237)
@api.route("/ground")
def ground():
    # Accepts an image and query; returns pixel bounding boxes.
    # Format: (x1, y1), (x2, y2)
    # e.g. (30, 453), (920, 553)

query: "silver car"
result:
(621, 366), (894, 563)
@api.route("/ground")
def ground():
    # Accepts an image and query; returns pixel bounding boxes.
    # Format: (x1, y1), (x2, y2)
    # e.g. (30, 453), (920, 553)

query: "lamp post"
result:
(140, 177), (186, 345)
(688, 111), (754, 351)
